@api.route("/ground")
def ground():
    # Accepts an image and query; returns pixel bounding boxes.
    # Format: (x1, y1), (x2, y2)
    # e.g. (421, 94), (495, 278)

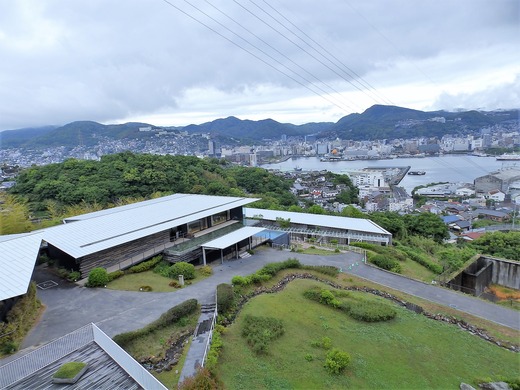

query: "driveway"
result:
(1, 248), (518, 365)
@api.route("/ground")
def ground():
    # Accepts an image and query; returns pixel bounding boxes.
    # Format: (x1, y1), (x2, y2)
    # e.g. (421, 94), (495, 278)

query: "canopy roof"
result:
(202, 227), (265, 249)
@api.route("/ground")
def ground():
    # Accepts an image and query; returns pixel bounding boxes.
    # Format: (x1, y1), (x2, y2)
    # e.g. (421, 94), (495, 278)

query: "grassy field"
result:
(218, 278), (519, 389)
(106, 267), (210, 292)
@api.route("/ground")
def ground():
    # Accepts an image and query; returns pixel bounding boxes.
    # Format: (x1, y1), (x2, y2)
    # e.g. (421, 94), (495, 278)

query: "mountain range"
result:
(1, 105), (517, 149)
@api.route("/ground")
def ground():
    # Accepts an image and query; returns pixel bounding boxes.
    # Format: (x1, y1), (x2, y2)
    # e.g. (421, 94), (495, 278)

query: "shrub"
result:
(128, 255), (163, 274)
(153, 261), (171, 277)
(178, 367), (222, 390)
(170, 262), (196, 280)
(199, 265), (213, 277)
(369, 254), (401, 273)
(113, 299), (198, 347)
(169, 280), (181, 288)
(87, 268), (109, 287)
(67, 271), (81, 282)
(304, 353), (314, 361)
(205, 325), (224, 372)
(400, 247), (443, 274)
(324, 348), (351, 374)
(241, 315), (284, 354)
(346, 300), (397, 322)
(139, 285), (153, 292)
(216, 284), (234, 315)
(231, 275), (248, 286)
(107, 270), (124, 282)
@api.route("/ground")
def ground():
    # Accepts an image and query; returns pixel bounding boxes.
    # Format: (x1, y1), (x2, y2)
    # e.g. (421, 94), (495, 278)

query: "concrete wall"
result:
(448, 256), (520, 296)
(485, 257), (520, 290)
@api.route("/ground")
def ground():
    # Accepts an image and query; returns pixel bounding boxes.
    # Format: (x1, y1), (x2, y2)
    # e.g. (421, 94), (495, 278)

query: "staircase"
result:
(239, 251), (252, 259)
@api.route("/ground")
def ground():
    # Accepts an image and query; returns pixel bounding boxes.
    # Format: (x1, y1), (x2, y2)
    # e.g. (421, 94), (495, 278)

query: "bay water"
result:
(262, 155), (519, 194)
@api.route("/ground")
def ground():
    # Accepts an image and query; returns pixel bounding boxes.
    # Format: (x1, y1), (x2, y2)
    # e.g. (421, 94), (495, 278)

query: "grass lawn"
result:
(106, 267), (211, 292)
(398, 257), (437, 282)
(218, 279), (519, 389)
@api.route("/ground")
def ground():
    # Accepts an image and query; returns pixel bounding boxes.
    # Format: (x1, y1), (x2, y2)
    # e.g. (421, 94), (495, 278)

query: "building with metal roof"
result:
(244, 208), (392, 245)
(0, 323), (166, 389)
(0, 194), (262, 305)
(474, 168), (520, 194)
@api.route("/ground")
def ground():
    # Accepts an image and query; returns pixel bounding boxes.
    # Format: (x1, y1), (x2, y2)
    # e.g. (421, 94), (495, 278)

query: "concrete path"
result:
(1, 248), (518, 368)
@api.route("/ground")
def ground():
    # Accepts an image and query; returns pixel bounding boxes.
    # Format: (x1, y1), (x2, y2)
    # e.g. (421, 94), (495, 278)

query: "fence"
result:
(201, 293), (218, 368)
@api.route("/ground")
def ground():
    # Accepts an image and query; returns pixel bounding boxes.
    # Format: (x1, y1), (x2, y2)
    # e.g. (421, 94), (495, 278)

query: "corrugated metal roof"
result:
(202, 227), (266, 249)
(44, 194), (258, 258)
(244, 208), (391, 236)
(0, 232), (43, 301)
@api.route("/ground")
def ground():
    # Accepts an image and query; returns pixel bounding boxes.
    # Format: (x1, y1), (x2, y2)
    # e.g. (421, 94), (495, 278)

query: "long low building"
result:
(244, 208), (392, 245)
(0, 194), (263, 309)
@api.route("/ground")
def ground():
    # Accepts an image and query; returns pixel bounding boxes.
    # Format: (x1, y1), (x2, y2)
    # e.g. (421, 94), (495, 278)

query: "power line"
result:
(202, 0), (361, 111)
(159, 0), (354, 112)
(236, 0), (390, 105)
(258, 0), (394, 105)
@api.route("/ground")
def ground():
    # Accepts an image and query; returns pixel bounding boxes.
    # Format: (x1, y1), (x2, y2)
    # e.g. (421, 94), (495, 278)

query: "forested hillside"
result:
(9, 152), (301, 212)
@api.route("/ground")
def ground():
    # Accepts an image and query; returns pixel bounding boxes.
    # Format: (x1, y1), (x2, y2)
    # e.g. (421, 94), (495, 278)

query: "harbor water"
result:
(262, 155), (518, 194)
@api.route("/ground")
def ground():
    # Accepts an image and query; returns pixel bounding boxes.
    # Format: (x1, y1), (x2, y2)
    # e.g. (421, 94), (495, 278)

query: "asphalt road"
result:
(1, 248), (518, 366)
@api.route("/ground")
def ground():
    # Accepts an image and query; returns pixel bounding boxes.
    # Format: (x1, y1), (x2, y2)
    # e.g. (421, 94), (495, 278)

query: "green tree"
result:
(0, 194), (33, 234)
(403, 213), (449, 243)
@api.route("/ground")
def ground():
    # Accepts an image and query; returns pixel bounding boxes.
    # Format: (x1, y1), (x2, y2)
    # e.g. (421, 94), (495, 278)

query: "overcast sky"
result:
(1, 0), (518, 131)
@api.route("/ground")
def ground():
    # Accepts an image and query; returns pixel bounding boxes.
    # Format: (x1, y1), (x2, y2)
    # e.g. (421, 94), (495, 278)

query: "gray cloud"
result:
(0, 0), (518, 130)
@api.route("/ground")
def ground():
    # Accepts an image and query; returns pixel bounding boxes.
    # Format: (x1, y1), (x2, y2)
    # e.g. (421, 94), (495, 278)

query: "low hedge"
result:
(231, 258), (302, 287)
(302, 265), (339, 277)
(113, 299), (198, 347)
(127, 255), (163, 274)
(341, 300), (397, 322)
(369, 254), (402, 273)
(303, 287), (397, 323)
(108, 270), (124, 281)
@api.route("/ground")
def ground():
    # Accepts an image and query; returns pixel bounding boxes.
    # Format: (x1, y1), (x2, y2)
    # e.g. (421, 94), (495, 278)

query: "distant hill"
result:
(320, 105), (515, 140)
(182, 116), (329, 141)
(0, 121), (157, 149)
(0, 126), (58, 148)
(1, 105), (517, 149)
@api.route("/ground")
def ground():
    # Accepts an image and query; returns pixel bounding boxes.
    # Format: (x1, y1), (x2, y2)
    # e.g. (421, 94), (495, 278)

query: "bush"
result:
(139, 285), (153, 292)
(369, 254), (401, 273)
(241, 315), (284, 354)
(304, 353), (314, 361)
(87, 268), (109, 287)
(199, 265), (213, 277)
(178, 367), (222, 390)
(128, 255), (163, 274)
(113, 299), (198, 347)
(231, 275), (248, 286)
(107, 270), (124, 281)
(324, 348), (351, 374)
(153, 261), (171, 277)
(345, 300), (397, 322)
(67, 271), (81, 282)
(217, 284), (234, 315)
(170, 262), (196, 280)
(169, 280), (181, 288)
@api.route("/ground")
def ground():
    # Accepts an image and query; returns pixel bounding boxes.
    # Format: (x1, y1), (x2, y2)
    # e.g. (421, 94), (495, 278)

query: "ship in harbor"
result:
(408, 170), (426, 175)
(496, 154), (520, 161)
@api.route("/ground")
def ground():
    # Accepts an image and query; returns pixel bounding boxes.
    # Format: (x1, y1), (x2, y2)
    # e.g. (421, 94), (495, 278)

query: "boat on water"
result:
(496, 154), (520, 161)
(408, 171), (426, 175)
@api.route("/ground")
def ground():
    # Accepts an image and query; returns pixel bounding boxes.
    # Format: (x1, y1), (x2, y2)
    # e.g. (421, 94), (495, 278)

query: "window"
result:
(188, 219), (207, 234)
(211, 211), (229, 226)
